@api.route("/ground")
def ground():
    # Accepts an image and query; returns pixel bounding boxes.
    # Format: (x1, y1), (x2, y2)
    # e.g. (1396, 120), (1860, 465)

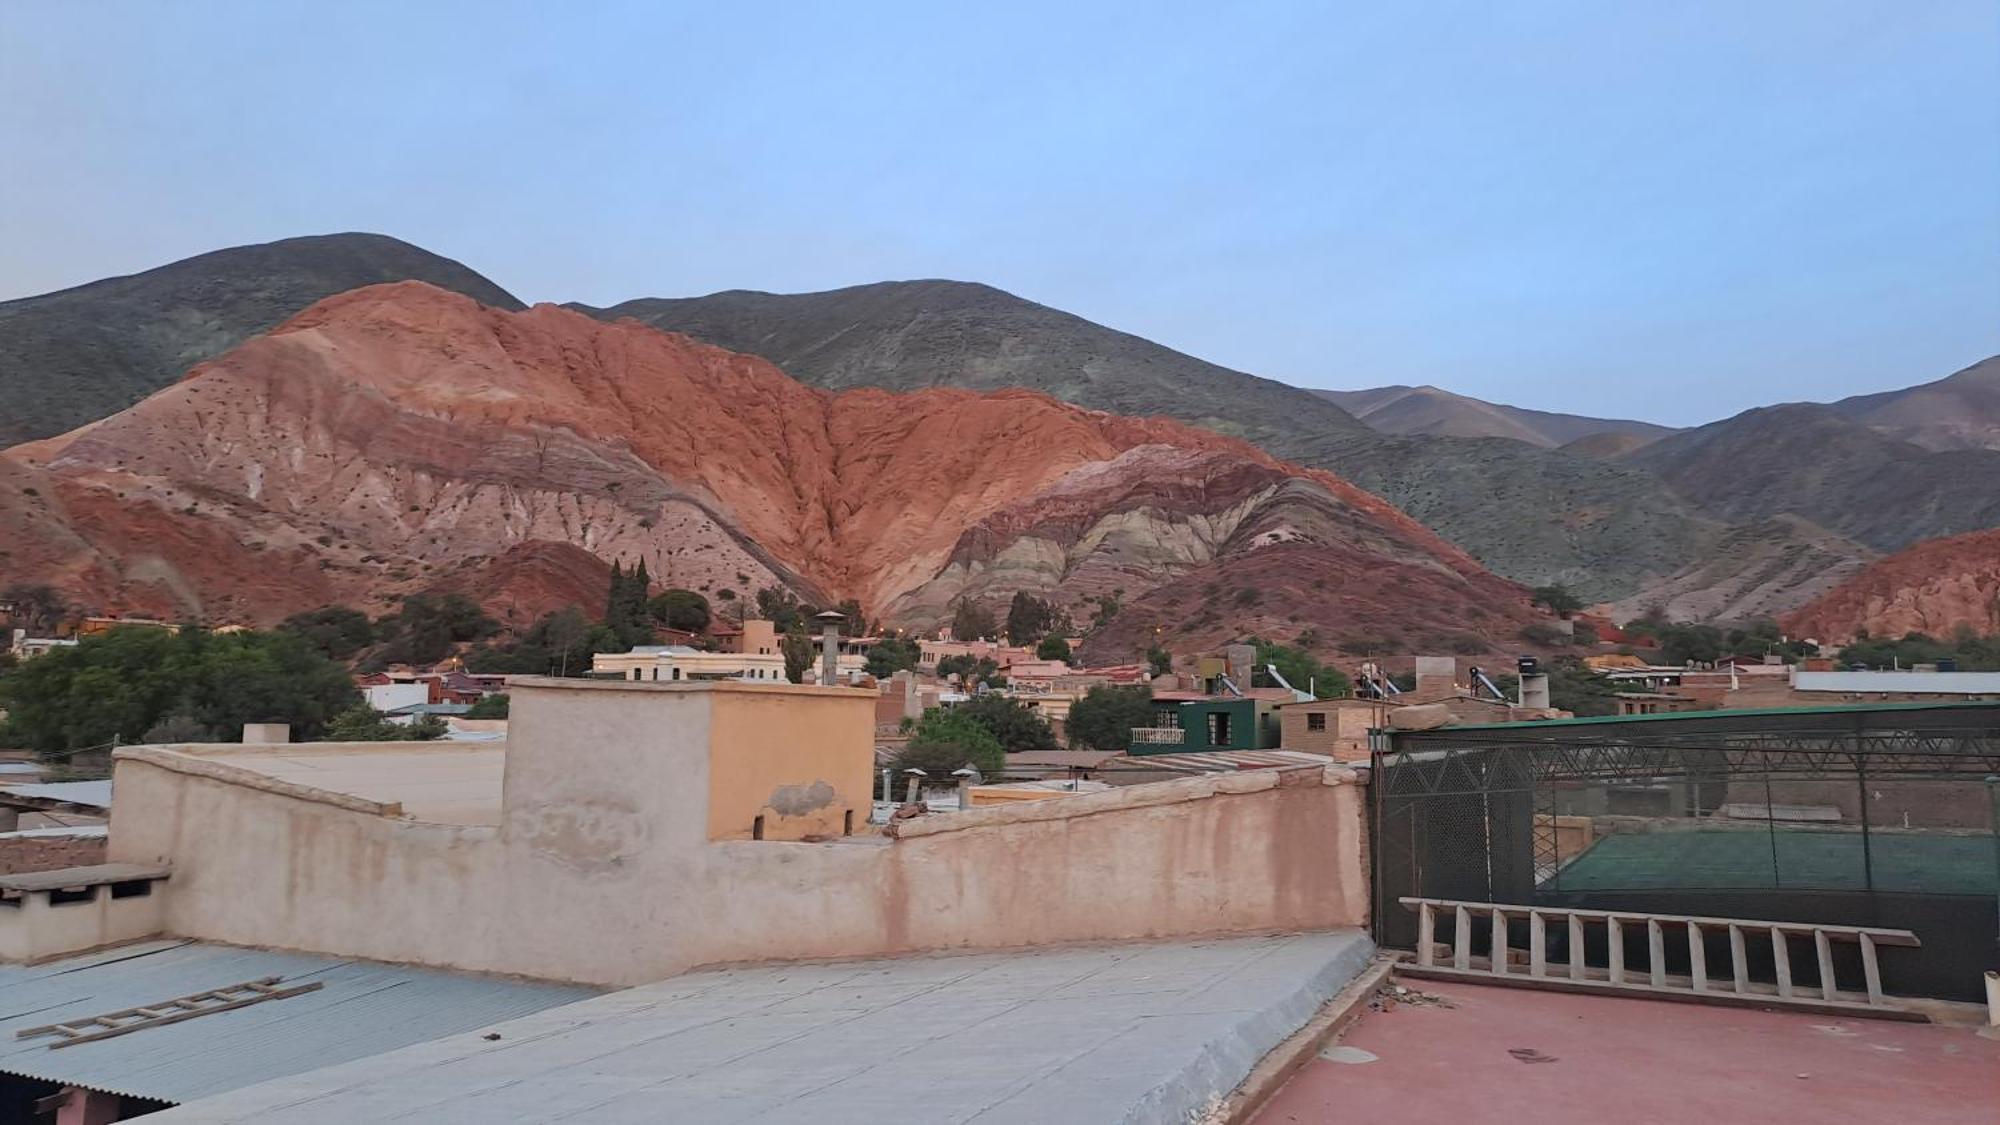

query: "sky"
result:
(2, 1), (1995, 426)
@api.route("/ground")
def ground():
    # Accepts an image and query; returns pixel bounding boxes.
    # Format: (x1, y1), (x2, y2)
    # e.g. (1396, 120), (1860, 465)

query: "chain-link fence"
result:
(1371, 704), (2000, 1001)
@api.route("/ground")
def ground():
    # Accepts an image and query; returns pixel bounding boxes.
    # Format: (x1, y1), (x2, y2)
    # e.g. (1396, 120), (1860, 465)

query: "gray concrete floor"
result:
(156, 930), (1375, 1124)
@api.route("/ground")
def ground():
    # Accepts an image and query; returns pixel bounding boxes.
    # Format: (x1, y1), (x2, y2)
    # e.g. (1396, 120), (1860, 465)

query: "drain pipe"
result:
(1987, 971), (1999, 1028)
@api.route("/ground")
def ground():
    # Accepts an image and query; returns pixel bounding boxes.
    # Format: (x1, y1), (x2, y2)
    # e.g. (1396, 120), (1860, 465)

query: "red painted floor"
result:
(1252, 980), (2000, 1125)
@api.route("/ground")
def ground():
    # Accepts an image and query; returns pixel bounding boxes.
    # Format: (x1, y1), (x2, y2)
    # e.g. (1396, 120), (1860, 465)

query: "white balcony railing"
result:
(1129, 727), (1186, 746)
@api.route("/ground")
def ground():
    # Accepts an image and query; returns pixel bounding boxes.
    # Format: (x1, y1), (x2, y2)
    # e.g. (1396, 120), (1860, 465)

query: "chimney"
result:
(814, 610), (846, 686)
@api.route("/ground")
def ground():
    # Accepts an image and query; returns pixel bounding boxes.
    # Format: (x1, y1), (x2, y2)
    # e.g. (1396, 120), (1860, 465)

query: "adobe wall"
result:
(106, 681), (1369, 987)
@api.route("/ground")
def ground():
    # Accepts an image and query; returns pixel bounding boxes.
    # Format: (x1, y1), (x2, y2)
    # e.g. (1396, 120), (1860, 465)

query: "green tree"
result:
(465, 693), (510, 718)
(369, 593), (498, 667)
(890, 707), (1005, 775)
(781, 628), (815, 683)
(1, 585), (69, 635)
(950, 598), (997, 641)
(1657, 622), (1726, 666)
(1530, 585), (1583, 619)
(464, 607), (610, 676)
(1035, 635), (1072, 661)
(602, 560), (654, 649)
(1247, 637), (1351, 698)
(1005, 593), (1071, 644)
(0, 627), (359, 754)
(325, 705), (447, 741)
(1066, 684), (1155, 752)
(955, 694), (1055, 752)
(646, 589), (711, 633)
(936, 654), (1001, 688)
(278, 606), (375, 661)
(864, 636), (922, 677)
(1145, 645), (1173, 678)
(756, 586), (809, 634)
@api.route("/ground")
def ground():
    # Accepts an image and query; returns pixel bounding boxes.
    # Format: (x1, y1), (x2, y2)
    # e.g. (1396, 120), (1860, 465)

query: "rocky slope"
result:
(1783, 528), (2000, 644)
(1828, 355), (2000, 452)
(1607, 516), (1876, 624)
(4, 283), (1546, 655)
(1313, 385), (1674, 448)
(0, 233), (523, 447)
(583, 279), (1713, 600)
(1622, 403), (2000, 553)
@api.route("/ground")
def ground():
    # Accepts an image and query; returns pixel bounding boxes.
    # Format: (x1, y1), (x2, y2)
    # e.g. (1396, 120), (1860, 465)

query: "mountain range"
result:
(0, 233), (522, 449)
(1311, 385), (1674, 449)
(2, 232), (1995, 643)
(1, 282), (1543, 660)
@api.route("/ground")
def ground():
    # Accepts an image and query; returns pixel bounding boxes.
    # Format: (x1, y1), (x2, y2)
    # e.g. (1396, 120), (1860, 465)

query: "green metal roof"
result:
(1434, 699), (2000, 732)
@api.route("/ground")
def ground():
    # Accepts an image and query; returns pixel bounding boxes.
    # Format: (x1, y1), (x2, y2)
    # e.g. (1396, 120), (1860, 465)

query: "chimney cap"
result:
(814, 610), (847, 623)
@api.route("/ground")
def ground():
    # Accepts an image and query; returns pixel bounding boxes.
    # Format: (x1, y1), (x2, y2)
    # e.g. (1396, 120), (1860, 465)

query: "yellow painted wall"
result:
(706, 687), (875, 841)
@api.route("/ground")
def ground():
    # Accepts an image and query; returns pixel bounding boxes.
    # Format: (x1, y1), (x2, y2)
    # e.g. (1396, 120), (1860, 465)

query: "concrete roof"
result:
(1794, 670), (2000, 694)
(154, 930), (1374, 1124)
(199, 746), (504, 824)
(0, 939), (597, 1105)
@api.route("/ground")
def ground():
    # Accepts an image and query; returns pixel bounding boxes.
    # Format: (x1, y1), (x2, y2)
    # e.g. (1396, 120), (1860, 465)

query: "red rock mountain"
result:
(3, 283), (1543, 654)
(1784, 528), (2000, 644)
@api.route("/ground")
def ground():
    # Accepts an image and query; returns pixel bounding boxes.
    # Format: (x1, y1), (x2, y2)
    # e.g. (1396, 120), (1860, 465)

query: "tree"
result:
(1145, 645), (1173, 678)
(1657, 622), (1725, 666)
(278, 606), (375, 661)
(1035, 635), (1072, 661)
(0, 627), (359, 754)
(1005, 593), (1071, 644)
(369, 593), (498, 668)
(755, 586), (809, 634)
(1247, 637), (1351, 698)
(646, 589), (711, 633)
(602, 561), (654, 649)
(465, 693), (510, 718)
(463, 607), (610, 676)
(1530, 585), (1583, 619)
(829, 598), (868, 638)
(325, 705), (447, 742)
(936, 654), (1001, 688)
(1, 585), (69, 635)
(889, 708), (1004, 775)
(781, 628), (815, 683)
(955, 694), (1055, 752)
(864, 636), (922, 677)
(950, 598), (997, 641)
(1066, 684), (1154, 752)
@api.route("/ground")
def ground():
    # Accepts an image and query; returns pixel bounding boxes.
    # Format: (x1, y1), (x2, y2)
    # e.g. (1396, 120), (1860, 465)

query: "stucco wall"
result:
(706, 688), (874, 841)
(107, 679), (1368, 987)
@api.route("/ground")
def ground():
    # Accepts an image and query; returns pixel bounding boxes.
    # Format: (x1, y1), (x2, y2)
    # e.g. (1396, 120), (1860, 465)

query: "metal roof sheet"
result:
(0, 780), (113, 808)
(0, 940), (597, 1104)
(0, 862), (167, 892)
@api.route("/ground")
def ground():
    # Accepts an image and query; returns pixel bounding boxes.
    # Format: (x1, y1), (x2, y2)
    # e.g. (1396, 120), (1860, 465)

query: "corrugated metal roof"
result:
(0, 940), (597, 1104)
(0, 780), (112, 808)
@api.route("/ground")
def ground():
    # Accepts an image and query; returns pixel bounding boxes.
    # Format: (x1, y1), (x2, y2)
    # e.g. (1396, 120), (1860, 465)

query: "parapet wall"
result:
(106, 681), (1368, 987)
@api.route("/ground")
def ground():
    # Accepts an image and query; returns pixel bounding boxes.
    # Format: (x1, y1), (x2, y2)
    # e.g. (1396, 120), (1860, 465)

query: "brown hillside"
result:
(3, 283), (1544, 655)
(1784, 528), (2000, 644)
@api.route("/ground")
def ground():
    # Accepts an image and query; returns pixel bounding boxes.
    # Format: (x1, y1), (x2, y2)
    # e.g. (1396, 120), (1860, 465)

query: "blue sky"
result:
(3, 1), (1995, 426)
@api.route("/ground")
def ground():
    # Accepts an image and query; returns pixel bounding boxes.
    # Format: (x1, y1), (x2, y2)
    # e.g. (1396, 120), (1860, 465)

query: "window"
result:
(1207, 711), (1231, 745)
(49, 886), (97, 907)
(629, 668), (641, 681)
(110, 879), (152, 900)
(752, 815), (766, 840)
(1306, 712), (1327, 732)
(672, 667), (682, 681)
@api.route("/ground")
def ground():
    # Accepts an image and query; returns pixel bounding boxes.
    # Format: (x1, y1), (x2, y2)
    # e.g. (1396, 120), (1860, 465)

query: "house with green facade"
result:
(1128, 696), (1281, 755)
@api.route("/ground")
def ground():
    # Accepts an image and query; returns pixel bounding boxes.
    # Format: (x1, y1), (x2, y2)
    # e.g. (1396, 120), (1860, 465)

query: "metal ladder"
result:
(1397, 897), (1923, 1020)
(16, 976), (324, 1048)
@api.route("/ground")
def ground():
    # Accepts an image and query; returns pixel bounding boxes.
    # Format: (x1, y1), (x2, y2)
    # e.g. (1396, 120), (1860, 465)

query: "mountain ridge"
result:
(4, 282), (1545, 658)
(0, 232), (523, 447)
